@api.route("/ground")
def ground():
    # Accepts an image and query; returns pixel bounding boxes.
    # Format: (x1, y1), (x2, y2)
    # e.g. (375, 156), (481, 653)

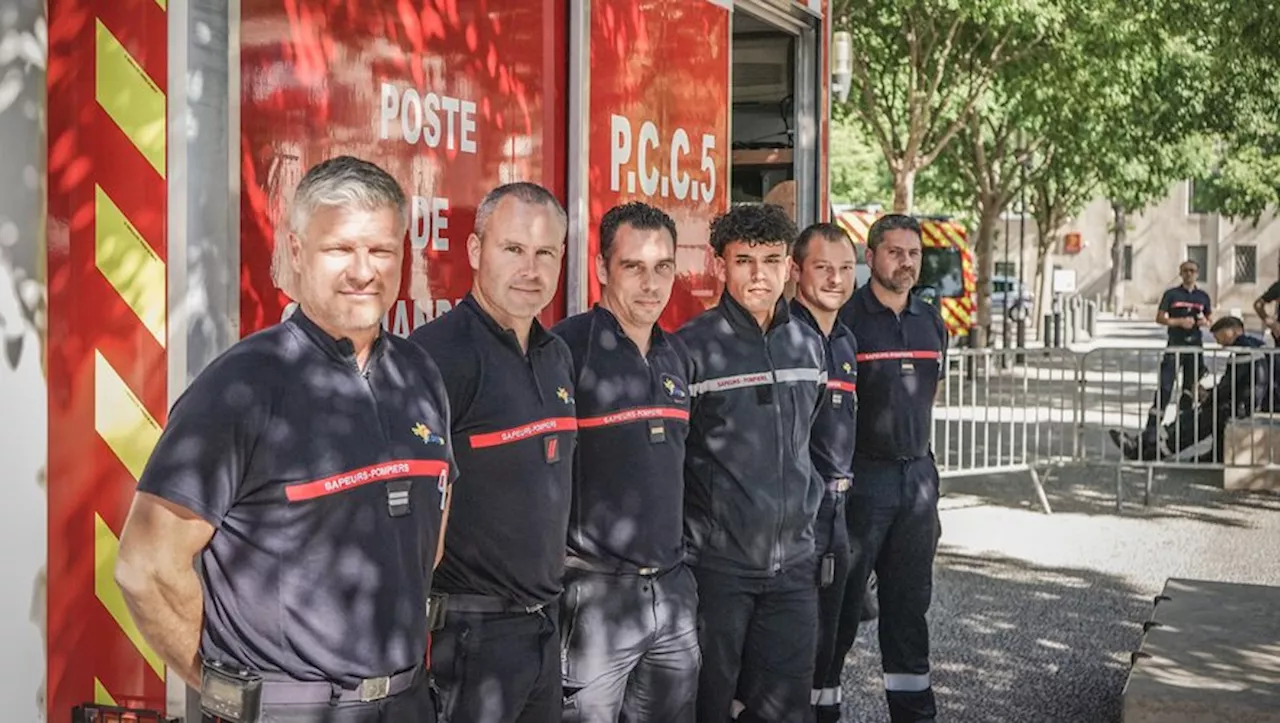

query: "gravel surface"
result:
(836, 466), (1280, 722)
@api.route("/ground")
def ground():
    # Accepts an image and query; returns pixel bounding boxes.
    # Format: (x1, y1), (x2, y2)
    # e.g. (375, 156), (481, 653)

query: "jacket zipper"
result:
(762, 329), (785, 575)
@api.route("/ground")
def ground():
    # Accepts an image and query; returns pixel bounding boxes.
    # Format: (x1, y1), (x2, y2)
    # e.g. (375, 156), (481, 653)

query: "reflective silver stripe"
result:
(811, 687), (841, 706)
(884, 672), (931, 692)
(689, 371), (775, 397)
(690, 367), (824, 397)
(774, 367), (824, 385)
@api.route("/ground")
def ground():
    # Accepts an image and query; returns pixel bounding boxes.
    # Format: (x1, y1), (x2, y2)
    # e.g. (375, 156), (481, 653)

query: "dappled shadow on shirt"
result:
(138, 325), (448, 689)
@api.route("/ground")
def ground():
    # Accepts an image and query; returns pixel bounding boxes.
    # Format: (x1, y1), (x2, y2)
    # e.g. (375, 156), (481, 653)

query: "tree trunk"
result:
(1033, 227), (1055, 329)
(970, 200), (1002, 348)
(1034, 250), (1050, 333)
(892, 168), (916, 214)
(1107, 202), (1126, 312)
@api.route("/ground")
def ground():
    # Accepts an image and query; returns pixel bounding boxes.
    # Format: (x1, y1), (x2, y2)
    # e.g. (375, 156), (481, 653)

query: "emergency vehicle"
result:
(39, 0), (841, 719)
(835, 208), (978, 340)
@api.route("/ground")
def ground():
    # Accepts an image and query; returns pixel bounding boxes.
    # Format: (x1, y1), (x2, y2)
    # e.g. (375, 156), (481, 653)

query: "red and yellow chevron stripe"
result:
(834, 209), (875, 244)
(48, 0), (169, 716)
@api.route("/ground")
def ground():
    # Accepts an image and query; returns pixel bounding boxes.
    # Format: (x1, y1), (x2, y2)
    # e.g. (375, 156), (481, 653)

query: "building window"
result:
(1186, 244), (1209, 275)
(1235, 245), (1257, 284)
(1188, 179), (1213, 216)
(1122, 244), (1133, 281)
(994, 261), (1016, 278)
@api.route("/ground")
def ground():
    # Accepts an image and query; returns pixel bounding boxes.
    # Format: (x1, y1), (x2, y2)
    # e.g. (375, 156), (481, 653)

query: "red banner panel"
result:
(588, 0), (731, 330)
(240, 0), (568, 338)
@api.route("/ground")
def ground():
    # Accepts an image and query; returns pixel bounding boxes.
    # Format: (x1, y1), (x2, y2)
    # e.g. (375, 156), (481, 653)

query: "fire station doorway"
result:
(729, 3), (822, 229)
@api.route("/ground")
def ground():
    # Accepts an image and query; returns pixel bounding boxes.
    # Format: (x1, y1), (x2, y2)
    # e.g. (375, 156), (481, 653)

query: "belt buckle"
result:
(638, 567), (660, 576)
(359, 675), (391, 702)
(837, 478), (851, 493)
(525, 603), (545, 614)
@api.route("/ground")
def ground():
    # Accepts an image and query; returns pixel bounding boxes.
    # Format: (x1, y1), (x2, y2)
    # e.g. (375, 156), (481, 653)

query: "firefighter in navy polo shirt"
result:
(1251, 277), (1280, 342)
(834, 214), (947, 723)
(787, 223), (859, 723)
(551, 201), (698, 723)
(679, 203), (827, 723)
(115, 156), (453, 722)
(408, 182), (576, 723)
(1139, 259), (1213, 447)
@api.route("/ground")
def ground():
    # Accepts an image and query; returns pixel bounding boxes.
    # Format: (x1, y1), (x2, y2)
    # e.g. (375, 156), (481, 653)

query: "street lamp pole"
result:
(1002, 196), (1011, 349)
(1013, 129), (1034, 357)
(1019, 160), (1027, 308)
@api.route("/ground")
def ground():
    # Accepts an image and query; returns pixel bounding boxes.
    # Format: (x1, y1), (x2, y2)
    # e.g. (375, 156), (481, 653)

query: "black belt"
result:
(437, 592), (550, 615)
(256, 665), (420, 705)
(564, 555), (677, 578)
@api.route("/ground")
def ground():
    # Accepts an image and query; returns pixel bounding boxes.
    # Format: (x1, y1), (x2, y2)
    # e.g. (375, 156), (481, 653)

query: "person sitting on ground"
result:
(1109, 316), (1277, 462)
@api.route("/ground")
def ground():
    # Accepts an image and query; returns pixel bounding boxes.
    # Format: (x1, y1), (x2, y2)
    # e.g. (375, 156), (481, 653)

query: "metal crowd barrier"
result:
(934, 344), (1280, 512)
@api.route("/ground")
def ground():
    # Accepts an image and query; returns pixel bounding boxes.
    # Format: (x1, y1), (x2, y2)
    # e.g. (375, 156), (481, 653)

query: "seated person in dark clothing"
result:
(1110, 317), (1276, 462)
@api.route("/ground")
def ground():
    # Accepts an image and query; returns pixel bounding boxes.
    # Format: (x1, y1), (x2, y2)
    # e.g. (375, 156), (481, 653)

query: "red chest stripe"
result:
(577, 406), (690, 429)
(856, 350), (941, 362)
(469, 417), (578, 449)
(827, 380), (857, 393)
(284, 459), (450, 502)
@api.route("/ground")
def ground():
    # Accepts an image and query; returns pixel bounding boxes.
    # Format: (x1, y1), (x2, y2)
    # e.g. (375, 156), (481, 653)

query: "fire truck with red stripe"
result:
(23, 0), (845, 719)
(835, 208), (978, 341)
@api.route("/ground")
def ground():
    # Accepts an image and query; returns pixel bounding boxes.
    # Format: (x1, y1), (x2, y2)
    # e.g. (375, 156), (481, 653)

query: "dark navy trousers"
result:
(830, 456), (940, 723)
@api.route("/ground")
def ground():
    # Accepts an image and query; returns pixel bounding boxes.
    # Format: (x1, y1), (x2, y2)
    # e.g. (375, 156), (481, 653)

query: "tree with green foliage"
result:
(920, 1), (1223, 338)
(1162, 1), (1280, 224)
(830, 0), (1058, 214)
(827, 109), (894, 207)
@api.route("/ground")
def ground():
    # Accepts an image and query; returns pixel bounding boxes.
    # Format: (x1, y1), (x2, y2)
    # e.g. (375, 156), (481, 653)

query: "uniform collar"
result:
(719, 289), (790, 336)
(592, 304), (669, 352)
(288, 306), (387, 369)
(856, 283), (928, 316)
(461, 292), (555, 354)
(789, 297), (849, 340)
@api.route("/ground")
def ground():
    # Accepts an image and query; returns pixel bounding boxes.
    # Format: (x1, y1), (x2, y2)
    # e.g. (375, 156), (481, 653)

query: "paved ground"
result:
(838, 466), (1280, 722)
(836, 315), (1280, 721)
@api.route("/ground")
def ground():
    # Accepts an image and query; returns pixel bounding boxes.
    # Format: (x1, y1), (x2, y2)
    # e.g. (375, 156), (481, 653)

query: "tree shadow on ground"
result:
(841, 550), (1149, 723)
(940, 462), (1280, 528)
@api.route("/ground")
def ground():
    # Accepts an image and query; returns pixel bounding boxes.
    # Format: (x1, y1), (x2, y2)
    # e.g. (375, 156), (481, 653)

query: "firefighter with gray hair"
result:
(116, 155), (455, 722)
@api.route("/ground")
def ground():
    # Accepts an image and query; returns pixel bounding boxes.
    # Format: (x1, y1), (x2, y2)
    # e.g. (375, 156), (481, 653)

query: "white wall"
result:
(1047, 181), (1280, 327)
(0, 0), (49, 718)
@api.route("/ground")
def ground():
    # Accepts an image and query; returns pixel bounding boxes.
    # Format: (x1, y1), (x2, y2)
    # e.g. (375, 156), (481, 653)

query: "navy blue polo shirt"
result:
(552, 305), (692, 573)
(1260, 281), (1280, 305)
(137, 309), (455, 685)
(409, 294), (577, 607)
(1158, 285), (1212, 346)
(839, 284), (947, 461)
(790, 299), (857, 484)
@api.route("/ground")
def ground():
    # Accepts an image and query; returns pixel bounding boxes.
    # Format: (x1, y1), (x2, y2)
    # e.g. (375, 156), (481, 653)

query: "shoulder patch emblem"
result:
(412, 422), (446, 445)
(662, 373), (688, 400)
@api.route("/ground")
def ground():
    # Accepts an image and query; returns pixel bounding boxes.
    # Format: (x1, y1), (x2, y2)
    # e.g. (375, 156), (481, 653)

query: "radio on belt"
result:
(200, 659), (263, 723)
